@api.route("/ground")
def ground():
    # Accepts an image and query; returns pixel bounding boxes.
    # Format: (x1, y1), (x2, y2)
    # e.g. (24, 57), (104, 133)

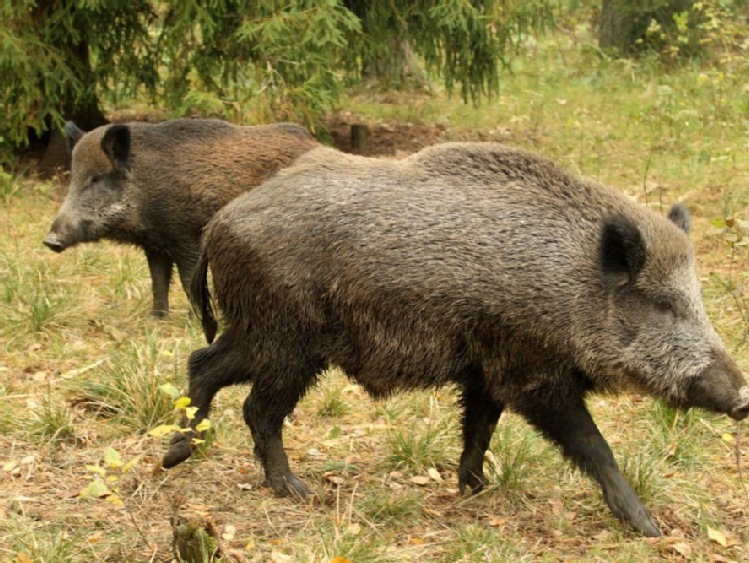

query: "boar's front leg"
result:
(459, 372), (504, 493)
(163, 333), (249, 468)
(145, 248), (173, 318)
(516, 388), (660, 537)
(243, 361), (318, 498)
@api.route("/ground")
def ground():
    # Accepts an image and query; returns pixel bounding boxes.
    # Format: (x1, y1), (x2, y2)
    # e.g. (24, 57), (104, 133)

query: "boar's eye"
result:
(655, 299), (677, 318)
(90, 174), (102, 185)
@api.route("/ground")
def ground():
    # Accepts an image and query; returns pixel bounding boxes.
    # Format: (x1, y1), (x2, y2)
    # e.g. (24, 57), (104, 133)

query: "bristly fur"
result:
(170, 142), (748, 537)
(45, 118), (320, 322)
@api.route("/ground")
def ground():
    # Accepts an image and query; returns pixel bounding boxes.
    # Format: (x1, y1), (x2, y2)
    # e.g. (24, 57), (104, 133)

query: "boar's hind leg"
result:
(145, 249), (173, 318)
(243, 362), (319, 498)
(163, 333), (248, 469)
(516, 392), (660, 537)
(459, 373), (504, 493)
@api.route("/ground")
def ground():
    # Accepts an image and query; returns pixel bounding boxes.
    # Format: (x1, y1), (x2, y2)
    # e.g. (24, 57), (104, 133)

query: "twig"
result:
(123, 498), (152, 551)
(735, 420), (749, 530)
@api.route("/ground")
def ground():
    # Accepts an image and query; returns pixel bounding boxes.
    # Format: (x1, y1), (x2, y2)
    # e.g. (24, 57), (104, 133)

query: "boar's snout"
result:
(731, 387), (749, 421)
(684, 354), (749, 421)
(43, 232), (67, 252)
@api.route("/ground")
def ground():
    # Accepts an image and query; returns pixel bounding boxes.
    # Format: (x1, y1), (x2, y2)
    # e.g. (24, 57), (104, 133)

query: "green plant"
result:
(73, 336), (181, 431)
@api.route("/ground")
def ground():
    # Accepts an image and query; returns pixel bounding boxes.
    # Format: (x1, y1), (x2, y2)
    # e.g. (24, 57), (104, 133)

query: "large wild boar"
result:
(163, 143), (749, 536)
(43, 118), (319, 317)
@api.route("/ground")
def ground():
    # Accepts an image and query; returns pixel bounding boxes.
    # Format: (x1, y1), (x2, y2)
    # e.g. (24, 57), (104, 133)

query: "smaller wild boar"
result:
(43, 118), (319, 317)
(163, 143), (749, 537)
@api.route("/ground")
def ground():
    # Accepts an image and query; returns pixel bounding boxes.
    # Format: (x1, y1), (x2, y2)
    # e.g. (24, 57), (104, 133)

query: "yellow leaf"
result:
(196, 419), (212, 432)
(148, 424), (181, 438)
(245, 538), (255, 551)
(122, 455), (142, 473)
(159, 383), (181, 399)
(103, 447), (123, 469)
(16, 553), (32, 563)
(105, 475), (119, 483)
(410, 475), (430, 485)
(330, 558), (352, 563)
(708, 526), (728, 547)
(106, 494), (124, 507)
(185, 406), (198, 420)
(80, 480), (110, 500)
(174, 397), (192, 410)
(85, 465), (106, 476)
(191, 438), (205, 445)
(721, 433), (735, 444)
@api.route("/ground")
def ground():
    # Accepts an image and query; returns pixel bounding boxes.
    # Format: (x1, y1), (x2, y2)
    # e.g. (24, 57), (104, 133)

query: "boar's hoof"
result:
(606, 489), (660, 537)
(458, 466), (488, 494)
(267, 472), (311, 499)
(162, 433), (194, 468)
(150, 309), (168, 319)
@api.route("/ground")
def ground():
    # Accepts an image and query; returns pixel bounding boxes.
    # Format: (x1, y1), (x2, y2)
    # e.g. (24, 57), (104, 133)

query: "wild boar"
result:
(163, 143), (749, 537)
(43, 118), (319, 317)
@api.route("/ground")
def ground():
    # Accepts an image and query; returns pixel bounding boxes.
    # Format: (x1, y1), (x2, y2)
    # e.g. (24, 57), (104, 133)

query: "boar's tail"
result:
(191, 250), (218, 344)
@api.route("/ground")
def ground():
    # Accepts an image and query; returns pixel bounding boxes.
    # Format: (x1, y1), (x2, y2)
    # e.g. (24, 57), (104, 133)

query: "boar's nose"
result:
(43, 233), (66, 253)
(730, 387), (749, 421)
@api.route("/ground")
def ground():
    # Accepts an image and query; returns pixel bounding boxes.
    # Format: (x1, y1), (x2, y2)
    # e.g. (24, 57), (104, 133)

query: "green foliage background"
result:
(0, 0), (556, 164)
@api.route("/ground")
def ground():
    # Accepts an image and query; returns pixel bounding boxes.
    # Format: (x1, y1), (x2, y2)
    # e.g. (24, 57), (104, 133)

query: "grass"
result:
(3, 11), (749, 561)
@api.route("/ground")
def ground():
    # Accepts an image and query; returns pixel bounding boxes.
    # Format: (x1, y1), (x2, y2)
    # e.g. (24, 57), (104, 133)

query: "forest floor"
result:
(3, 21), (749, 563)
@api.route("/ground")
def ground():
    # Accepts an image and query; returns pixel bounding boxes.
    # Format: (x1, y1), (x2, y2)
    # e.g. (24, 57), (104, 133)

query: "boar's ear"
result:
(600, 215), (646, 288)
(101, 125), (131, 174)
(64, 122), (85, 156)
(667, 203), (691, 235)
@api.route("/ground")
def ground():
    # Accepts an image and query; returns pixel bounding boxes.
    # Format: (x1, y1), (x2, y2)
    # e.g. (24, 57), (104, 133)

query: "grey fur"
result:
(166, 143), (749, 537)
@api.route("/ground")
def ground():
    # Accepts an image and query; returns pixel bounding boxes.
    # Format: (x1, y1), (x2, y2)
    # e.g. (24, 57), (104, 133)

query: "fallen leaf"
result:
(346, 523), (360, 537)
(79, 480), (110, 500)
(104, 447), (123, 469)
(2, 461), (18, 472)
(326, 475), (345, 486)
(158, 383), (181, 399)
(410, 476), (430, 485)
(428, 468), (443, 482)
(671, 542), (692, 557)
(148, 424), (181, 438)
(20, 456), (34, 465)
(237, 483), (253, 491)
(708, 527), (728, 547)
(488, 517), (506, 527)
(408, 537), (425, 545)
(245, 538), (255, 550)
(222, 524), (236, 541)
(16, 553), (32, 563)
(185, 406), (198, 420)
(271, 551), (292, 562)
(721, 433), (734, 444)
(87, 531), (103, 544)
(330, 558), (351, 563)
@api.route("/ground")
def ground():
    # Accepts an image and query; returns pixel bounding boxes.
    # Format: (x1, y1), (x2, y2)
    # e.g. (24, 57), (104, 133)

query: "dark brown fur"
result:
(44, 118), (319, 317)
(166, 143), (749, 537)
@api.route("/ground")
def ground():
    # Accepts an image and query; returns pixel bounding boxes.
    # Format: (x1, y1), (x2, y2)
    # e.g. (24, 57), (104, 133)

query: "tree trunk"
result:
(599, 0), (695, 56)
(599, 0), (638, 55)
(33, 0), (107, 175)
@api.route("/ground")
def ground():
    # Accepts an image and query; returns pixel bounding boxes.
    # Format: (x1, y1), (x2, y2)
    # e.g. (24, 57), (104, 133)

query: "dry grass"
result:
(3, 23), (749, 563)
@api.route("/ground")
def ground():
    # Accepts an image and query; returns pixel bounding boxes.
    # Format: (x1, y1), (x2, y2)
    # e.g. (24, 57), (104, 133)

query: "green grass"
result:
(3, 10), (749, 561)
(71, 331), (185, 432)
